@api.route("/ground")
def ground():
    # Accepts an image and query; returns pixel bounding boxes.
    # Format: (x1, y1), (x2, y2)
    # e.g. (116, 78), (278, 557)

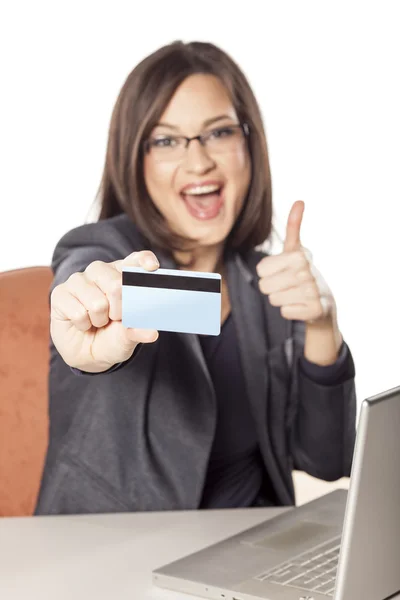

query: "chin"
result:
(186, 222), (232, 248)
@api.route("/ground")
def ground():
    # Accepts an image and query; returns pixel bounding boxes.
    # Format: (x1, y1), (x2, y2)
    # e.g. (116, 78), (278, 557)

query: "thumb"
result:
(283, 200), (305, 253)
(101, 321), (158, 366)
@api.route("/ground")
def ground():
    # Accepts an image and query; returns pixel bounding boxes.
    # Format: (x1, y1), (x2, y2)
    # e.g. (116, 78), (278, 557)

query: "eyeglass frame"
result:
(143, 122), (250, 156)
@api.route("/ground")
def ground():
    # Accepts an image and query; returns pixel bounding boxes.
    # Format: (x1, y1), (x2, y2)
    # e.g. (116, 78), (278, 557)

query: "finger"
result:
(268, 282), (320, 307)
(256, 250), (308, 278)
(279, 299), (329, 321)
(64, 272), (110, 328)
(125, 328), (159, 344)
(91, 322), (159, 367)
(259, 268), (313, 295)
(84, 261), (122, 321)
(114, 250), (160, 273)
(283, 200), (305, 253)
(280, 304), (317, 321)
(50, 285), (92, 332)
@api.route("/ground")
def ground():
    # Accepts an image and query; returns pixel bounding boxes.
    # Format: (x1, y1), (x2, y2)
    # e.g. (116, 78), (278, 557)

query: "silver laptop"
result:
(153, 385), (400, 600)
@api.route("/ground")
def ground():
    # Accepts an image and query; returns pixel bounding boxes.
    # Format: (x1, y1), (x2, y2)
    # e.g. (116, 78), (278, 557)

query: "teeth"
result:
(184, 184), (221, 196)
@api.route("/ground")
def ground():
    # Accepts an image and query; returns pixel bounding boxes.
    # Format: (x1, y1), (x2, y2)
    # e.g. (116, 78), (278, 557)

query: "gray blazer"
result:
(35, 214), (357, 515)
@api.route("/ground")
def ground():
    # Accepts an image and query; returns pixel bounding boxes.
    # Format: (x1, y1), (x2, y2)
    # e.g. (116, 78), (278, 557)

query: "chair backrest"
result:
(0, 266), (53, 516)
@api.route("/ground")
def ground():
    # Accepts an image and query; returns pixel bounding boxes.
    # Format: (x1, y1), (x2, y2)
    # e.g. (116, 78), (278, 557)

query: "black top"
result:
(199, 314), (269, 508)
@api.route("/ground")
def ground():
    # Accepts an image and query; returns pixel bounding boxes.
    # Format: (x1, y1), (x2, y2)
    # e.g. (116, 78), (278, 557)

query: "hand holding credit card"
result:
(122, 266), (221, 336)
(49, 249), (221, 374)
(50, 250), (163, 373)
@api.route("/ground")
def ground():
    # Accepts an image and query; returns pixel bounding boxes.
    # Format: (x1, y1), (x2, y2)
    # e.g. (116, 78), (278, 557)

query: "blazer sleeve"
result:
(289, 321), (357, 481)
(51, 225), (125, 289)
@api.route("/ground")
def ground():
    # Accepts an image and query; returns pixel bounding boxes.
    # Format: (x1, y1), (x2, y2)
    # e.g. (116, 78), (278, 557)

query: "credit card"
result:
(122, 267), (221, 336)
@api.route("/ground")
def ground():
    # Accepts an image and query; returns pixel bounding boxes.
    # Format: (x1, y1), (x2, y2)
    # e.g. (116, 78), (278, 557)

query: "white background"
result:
(1, 1), (399, 407)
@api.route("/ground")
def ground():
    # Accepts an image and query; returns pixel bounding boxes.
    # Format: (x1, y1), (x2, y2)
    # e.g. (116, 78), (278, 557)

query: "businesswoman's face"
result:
(143, 74), (251, 250)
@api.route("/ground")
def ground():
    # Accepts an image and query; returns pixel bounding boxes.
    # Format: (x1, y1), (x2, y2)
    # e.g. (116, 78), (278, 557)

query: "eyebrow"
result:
(155, 114), (235, 131)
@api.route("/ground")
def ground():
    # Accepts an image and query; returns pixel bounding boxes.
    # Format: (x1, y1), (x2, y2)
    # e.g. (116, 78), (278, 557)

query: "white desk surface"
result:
(1, 505), (399, 600)
(0, 506), (285, 600)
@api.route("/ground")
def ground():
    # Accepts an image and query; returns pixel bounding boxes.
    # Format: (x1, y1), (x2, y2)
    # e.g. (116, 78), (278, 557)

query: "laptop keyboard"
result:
(254, 536), (341, 596)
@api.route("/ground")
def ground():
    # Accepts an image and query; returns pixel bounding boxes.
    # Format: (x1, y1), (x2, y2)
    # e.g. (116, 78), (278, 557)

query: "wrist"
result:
(304, 313), (343, 366)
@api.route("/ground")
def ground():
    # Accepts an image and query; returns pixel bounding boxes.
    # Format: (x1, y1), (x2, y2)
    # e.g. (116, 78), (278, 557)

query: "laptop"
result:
(153, 385), (400, 600)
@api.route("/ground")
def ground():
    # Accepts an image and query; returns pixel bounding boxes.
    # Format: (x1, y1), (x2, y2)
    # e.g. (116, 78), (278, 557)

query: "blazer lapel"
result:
(226, 252), (269, 422)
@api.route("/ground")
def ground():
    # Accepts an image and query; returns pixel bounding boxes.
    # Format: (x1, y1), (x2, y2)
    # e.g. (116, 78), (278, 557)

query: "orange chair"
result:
(0, 266), (53, 516)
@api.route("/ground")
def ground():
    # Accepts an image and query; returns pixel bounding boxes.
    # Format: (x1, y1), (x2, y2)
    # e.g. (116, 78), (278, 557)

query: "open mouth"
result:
(180, 183), (225, 221)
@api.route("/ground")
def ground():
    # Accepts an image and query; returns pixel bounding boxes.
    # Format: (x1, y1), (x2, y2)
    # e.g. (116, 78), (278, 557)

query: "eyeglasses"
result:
(143, 123), (249, 162)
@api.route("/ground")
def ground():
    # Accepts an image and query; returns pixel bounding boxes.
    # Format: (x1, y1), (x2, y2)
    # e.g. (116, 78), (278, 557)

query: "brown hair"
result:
(97, 40), (273, 258)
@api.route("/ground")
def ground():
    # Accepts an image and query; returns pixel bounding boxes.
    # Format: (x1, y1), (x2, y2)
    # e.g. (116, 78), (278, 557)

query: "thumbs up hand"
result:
(256, 201), (334, 324)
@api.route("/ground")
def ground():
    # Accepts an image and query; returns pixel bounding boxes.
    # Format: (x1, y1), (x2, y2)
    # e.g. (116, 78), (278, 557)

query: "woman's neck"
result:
(175, 245), (224, 275)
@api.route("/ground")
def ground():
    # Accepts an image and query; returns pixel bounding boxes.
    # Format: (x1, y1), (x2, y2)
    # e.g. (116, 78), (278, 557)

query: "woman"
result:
(35, 40), (356, 515)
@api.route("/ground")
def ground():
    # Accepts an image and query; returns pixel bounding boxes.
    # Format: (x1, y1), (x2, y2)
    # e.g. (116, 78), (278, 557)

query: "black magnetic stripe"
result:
(122, 271), (220, 293)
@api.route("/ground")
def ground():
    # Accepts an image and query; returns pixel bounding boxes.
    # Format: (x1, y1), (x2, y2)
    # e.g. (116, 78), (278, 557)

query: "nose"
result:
(183, 139), (215, 175)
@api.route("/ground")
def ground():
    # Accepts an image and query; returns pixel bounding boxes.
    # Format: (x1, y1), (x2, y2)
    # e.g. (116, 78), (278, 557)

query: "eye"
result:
(209, 126), (236, 139)
(151, 136), (179, 148)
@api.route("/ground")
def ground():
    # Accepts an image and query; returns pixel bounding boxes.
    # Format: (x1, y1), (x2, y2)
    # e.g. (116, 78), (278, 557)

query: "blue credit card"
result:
(122, 267), (221, 336)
